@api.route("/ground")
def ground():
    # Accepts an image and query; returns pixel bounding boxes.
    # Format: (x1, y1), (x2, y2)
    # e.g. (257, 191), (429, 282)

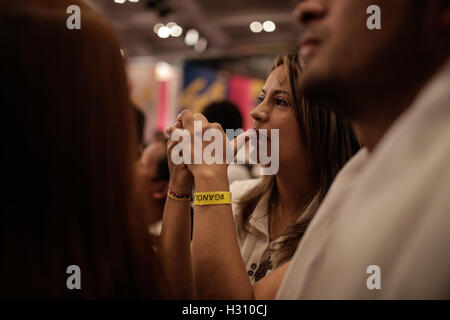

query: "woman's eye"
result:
(275, 98), (288, 106)
(256, 96), (265, 103)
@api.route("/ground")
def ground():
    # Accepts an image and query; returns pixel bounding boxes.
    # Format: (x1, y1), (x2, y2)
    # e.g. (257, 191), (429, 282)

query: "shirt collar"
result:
(248, 183), (322, 242)
(248, 185), (272, 236)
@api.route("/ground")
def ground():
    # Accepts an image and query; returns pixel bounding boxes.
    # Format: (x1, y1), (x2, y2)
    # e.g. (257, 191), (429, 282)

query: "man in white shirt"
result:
(277, 0), (450, 299)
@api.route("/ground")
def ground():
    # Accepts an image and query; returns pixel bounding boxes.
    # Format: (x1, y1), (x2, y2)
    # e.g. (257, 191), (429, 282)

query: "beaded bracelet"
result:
(167, 189), (192, 202)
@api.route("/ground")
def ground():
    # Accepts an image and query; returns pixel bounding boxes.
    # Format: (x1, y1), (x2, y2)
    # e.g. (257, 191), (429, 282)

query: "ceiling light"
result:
(157, 26), (171, 38)
(262, 21), (276, 32)
(193, 37), (207, 53)
(155, 62), (173, 81)
(249, 21), (263, 33)
(170, 25), (183, 37)
(153, 23), (164, 34)
(114, 0), (126, 4)
(166, 22), (177, 29)
(129, 0), (140, 2)
(184, 29), (199, 46)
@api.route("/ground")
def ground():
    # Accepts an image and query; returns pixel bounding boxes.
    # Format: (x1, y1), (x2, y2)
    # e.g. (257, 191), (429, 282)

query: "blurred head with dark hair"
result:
(202, 100), (243, 139)
(294, 0), (450, 149)
(0, 0), (166, 298)
(133, 105), (146, 154)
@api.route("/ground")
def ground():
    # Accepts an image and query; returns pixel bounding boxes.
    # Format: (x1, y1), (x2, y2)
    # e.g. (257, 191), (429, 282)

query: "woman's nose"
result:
(250, 101), (269, 123)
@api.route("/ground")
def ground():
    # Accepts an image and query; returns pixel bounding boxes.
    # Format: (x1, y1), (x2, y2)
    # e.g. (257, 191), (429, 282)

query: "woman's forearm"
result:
(160, 193), (196, 299)
(191, 172), (254, 299)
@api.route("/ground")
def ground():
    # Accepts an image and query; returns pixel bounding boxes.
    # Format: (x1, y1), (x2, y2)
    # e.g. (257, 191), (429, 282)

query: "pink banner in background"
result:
(157, 81), (168, 132)
(228, 76), (253, 130)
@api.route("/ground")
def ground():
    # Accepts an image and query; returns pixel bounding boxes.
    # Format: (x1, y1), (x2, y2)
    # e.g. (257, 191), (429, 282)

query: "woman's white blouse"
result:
(230, 179), (292, 284)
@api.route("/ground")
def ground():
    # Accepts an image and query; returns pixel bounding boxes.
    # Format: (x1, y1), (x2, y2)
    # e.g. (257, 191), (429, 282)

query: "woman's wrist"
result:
(193, 169), (229, 192)
(169, 179), (193, 195)
(191, 165), (227, 180)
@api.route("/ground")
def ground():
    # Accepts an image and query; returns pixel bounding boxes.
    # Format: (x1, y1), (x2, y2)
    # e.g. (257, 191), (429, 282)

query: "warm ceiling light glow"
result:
(262, 20), (276, 32)
(155, 62), (173, 81)
(157, 26), (171, 38)
(249, 21), (263, 33)
(194, 37), (207, 53)
(153, 23), (164, 34)
(114, 0), (126, 4)
(129, 0), (140, 2)
(170, 25), (183, 37)
(184, 29), (199, 46)
(166, 22), (177, 29)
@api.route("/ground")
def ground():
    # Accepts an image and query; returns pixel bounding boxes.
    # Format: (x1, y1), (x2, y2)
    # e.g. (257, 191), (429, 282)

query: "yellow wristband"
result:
(167, 192), (191, 202)
(193, 191), (232, 206)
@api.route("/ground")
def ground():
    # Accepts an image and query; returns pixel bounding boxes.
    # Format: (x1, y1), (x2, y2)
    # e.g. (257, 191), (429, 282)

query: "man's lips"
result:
(300, 35), (321, 47)
(299, 35), (321, 58)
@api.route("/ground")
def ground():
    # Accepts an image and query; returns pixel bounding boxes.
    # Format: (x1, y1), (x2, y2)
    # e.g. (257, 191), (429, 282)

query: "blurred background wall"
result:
(86, 0), (300, 144)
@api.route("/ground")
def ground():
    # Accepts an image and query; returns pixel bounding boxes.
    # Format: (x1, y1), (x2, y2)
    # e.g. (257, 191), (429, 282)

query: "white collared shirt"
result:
(277, 59), (450, 299)
(230, 179), (296, 284)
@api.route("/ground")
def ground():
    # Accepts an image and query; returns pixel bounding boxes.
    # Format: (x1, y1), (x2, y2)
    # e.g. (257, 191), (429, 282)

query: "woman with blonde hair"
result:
(161, 53), (360, 298)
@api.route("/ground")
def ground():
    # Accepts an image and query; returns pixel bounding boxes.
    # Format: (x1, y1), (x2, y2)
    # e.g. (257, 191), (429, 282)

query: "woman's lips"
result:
(252, 128), (270, 141)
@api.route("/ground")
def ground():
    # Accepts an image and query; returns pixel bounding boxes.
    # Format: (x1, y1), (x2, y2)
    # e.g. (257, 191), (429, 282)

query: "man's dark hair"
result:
(202, 100), (243, 131)
(154, 149), (170, 182)
(134, 106), (146, 149)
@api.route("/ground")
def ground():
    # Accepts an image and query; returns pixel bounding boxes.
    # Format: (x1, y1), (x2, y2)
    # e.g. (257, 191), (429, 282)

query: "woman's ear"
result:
(152, 180), (169, 200)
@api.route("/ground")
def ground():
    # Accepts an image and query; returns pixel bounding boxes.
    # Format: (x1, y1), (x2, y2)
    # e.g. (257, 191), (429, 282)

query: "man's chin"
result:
(301, 65), (339, 107)
(301, 61), (324, 94)
(300, 52), (326, 85)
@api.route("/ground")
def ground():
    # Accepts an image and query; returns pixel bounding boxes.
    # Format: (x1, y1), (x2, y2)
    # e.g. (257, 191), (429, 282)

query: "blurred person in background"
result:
(160, 53), (360, 298)
(133, 104), (146, 155)
(202, 100), (244, 139)
(136, 141), (170, 240)
(202, 100), (252, 183)
(0, 0), (167, 299)
(152, 130), (166, 143)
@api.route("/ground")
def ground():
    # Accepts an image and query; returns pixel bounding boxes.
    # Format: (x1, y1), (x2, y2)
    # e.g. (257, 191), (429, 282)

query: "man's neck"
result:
(352, 109), (406, 152)
(351, 65), (442, 152)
